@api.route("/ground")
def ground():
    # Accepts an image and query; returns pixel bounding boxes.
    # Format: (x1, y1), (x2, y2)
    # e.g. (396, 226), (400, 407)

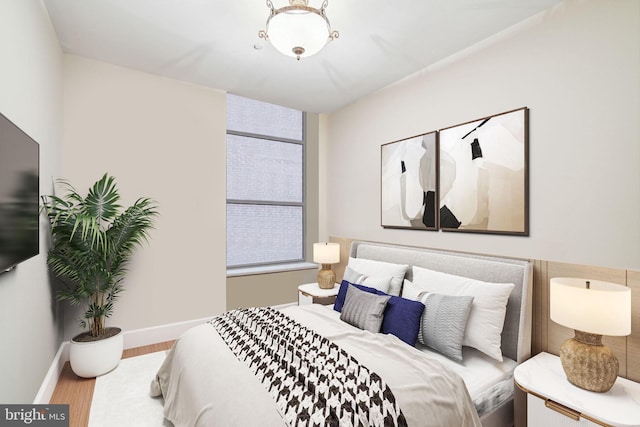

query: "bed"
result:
(151, 240), (533, 427)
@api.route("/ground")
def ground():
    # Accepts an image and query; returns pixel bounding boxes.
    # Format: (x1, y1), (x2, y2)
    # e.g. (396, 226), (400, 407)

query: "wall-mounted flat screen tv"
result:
(0, 112), (40, 272)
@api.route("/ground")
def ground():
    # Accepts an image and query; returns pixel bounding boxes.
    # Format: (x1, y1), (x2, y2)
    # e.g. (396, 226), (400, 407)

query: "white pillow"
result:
(347, 257), (408, 296)
(411, 266), (514, 361)
(400, 279), (423, 301)
(343, 266), (392, 294)
(362, 276), (392, 293)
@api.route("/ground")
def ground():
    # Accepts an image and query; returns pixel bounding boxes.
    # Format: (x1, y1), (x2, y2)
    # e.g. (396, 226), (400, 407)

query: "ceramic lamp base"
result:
(560, 330), (619, 393)
(317, 264), (336, 289)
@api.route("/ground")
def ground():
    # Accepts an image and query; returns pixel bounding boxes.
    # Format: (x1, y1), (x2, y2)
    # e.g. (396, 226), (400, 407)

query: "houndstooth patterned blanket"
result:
(210, 307), (407, 427)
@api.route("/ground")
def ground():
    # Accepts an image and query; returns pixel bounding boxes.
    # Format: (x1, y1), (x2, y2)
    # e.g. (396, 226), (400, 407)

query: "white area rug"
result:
(89, 351), (172, 427)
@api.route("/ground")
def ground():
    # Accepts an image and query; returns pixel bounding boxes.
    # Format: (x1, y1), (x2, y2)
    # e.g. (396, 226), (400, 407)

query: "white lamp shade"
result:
(550, 277), (631, 336)
(267, 8), (330, 58)
(313, 242), (339, 264)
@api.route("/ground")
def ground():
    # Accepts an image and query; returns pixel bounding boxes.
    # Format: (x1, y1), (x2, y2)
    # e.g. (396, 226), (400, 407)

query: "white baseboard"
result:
(122, 316), (212, 350)
(272, 302), (297, 310)
(33, 341), (69, 405)
(33, 315), (212, 404)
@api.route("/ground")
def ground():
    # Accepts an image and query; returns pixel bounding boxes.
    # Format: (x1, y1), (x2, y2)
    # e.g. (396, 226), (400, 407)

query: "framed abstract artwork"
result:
(381, 131), (438, 230)
(438, 107), (529, 235)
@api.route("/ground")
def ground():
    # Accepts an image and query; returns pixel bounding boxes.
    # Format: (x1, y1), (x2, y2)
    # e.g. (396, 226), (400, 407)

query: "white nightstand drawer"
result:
(298, 292), (313, 305)
(298, 282), (339, 306)
(515, 352), (640, 427)
(527, 394), (599, 427)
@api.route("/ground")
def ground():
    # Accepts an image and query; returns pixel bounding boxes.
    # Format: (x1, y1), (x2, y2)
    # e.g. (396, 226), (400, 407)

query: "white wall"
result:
(0, 1), (63, 403)
(62, 55), (227, 338)
(326, 0), (640, 270)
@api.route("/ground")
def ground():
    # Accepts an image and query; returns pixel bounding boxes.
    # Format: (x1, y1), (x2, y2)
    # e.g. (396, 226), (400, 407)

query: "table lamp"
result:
(313, 242), (340, 289)
(550, 277), (631, 392)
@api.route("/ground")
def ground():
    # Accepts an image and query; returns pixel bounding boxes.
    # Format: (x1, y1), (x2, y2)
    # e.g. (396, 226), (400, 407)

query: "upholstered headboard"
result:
(350, 241), (533, 363)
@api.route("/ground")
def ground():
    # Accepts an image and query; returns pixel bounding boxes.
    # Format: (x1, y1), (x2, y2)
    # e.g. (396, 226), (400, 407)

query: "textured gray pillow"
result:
(419, 292), (474, 362)
(340, 285), (390, 332)
(342, 266), (392, 294)
(347, 257), (408, 296)
(343, 266), (367, 284)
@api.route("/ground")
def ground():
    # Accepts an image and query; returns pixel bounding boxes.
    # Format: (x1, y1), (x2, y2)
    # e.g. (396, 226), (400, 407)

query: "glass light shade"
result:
(313, 242), (340, 264)
(267, 7), (331, 58)
(550, 277), (631, 336)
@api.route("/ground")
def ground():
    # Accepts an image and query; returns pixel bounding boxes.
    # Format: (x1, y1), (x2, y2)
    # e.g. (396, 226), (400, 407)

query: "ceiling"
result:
(43, 0), (564, 113)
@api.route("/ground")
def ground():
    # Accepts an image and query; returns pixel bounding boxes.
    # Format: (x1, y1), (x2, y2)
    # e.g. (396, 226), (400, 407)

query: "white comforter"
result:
(151, 304), (481, 427)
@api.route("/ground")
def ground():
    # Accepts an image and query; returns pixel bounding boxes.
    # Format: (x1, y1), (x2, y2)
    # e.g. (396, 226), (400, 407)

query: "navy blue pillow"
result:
(334, 280), (379, 312)
(380, 294), (425, 346)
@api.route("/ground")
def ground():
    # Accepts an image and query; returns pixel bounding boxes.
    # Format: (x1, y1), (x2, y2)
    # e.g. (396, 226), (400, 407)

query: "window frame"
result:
(225, 99), (307, 270)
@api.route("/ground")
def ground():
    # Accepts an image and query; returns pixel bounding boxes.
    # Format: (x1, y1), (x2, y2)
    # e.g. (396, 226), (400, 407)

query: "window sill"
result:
(227, 262), (318, 278)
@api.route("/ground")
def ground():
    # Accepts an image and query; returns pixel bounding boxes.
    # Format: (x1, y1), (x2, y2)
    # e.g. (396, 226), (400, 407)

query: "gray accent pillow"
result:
(343, 266), (367, 284)
(340, 285), (390, 332)
(419, 292), (474, 362)
(346, 257), (408, 296)
(343, 265), (393, 293)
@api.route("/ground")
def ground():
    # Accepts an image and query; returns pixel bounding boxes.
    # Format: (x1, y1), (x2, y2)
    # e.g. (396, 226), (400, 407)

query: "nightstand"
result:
(298, 282), (339, 306)
(514, 352), (640, 427)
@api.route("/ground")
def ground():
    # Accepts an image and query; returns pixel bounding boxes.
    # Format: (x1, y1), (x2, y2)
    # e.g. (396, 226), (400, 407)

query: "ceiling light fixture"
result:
(259, 0), (339, 60)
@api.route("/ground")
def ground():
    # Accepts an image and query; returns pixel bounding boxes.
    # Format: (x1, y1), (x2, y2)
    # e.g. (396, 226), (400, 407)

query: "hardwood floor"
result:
(49, 341), (175, 427)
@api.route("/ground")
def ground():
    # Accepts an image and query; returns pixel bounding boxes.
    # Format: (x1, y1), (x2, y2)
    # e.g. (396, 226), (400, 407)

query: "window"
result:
(226, 94), (305, 269)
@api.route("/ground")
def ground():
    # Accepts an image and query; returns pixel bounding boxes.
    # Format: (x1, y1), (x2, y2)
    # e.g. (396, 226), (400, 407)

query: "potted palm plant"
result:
(42, 173), (158, 378)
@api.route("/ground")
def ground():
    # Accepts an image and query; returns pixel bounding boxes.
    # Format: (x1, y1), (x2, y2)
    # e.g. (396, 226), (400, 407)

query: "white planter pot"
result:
(69, 328), (123, 378)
